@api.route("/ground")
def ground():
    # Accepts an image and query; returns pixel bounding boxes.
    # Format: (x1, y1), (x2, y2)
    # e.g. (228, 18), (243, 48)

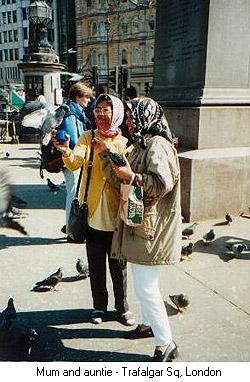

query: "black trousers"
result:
(86, 226), (129, 313)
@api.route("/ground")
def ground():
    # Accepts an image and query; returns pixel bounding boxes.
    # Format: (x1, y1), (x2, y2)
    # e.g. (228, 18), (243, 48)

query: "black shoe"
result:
(90, 310), (106, 324)
(124, 324), (154, 339)
(152, 341), (178, 362)
(61, 225), (67, 234)
(117, 311), (136, 326)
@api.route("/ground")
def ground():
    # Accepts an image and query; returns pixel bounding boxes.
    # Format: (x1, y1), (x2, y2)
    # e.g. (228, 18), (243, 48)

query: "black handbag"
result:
(67, 134), (94, 243)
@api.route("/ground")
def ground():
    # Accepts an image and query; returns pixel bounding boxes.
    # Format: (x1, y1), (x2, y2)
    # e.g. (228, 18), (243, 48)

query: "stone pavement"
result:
(0, 143), (250, 362)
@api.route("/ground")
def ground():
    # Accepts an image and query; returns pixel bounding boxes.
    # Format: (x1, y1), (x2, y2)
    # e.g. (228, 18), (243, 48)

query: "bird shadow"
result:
(240, 214), (250, 219)
(0, 308), (150, 362)
(12, 184), (65, 210)
(0, 234), (66, 250)
(61, 275), (88, 283)
(193, 236), (250, 262)
(213, 221), (229, 226)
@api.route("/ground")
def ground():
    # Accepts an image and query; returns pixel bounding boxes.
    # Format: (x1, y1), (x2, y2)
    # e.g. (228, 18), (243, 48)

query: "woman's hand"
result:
(91, 137), (108, 153)
(51, 132), (71, 157)
(112, 156), (135, 182)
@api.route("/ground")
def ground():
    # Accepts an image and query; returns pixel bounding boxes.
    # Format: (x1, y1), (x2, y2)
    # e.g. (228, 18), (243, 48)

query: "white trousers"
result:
(63, 168), (80, 228)
(131, 263), (173, 347)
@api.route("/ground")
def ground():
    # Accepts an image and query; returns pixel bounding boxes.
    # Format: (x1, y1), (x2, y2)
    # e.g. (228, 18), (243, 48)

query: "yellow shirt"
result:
(63, 130), (127, 231)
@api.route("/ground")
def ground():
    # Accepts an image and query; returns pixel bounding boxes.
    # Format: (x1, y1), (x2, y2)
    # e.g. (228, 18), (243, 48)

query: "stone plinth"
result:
(152, 0), (250, 221)
(19, 61), (64, 107)
(179, 148), (250, 221)
(165, 106), (250, 150)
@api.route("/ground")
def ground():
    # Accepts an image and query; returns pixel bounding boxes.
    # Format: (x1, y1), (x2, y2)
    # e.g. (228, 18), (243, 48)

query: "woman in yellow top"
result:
(53, 94), (135, 326)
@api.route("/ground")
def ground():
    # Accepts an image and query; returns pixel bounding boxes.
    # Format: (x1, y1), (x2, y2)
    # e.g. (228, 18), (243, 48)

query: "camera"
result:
(108, 151), (126, 167)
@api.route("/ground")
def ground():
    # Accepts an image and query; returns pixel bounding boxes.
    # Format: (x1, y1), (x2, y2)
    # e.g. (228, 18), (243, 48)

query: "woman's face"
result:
(76, 95), (91, 108)
(126, 109), (135, 134)
(94, 100), (113, 131)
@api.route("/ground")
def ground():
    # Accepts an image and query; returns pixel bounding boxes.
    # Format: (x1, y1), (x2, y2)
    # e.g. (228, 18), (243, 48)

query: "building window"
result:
(7, 0), (10, 4)
(98, 53), (106, 68)
(132, 18), (140, 34)
(23, 27), (28, 40)
(0, 51), (3, 62)
(8, 30), (13, 42)
(132, 47), (139, 65)
(2, 0), (6, 5)
(12, 10), (17, 23)
(4, 49), (9, 61)
(91, 50), (97, 66)
(7, 11), (12, 23)
(0, 33), (1, 44)
(91, 22), (98, 36)
(87, 0), (92, 6)
(2, 12), (7, 24)
(3, 31), (7, 43)
(121, 49), (128, 65)
(99, 22), (106, 37)
(9, 49), (13, 61)
(14, 48), (19, 60)
(22, 7), (27, 20)
(14, 29), (18, 41)
(121, 20), (128, 34)
(148, 17), (155, 31)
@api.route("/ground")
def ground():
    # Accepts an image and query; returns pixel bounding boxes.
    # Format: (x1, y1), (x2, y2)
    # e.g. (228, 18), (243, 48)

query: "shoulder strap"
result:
(75, 130), (94, 203)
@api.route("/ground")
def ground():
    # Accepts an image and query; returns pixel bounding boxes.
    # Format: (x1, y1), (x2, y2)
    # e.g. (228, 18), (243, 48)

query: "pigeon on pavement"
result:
(0, 298), (17, 329)
(225, 213), (233, 224)
(20, 327), (38, 358)
(182, 223), (198, 239)
(169, 294), (190, 313)
(47, 178), (60, 191)
(32, 268), (63, 291)
(225, 243), (248, 257)
(181, 242), (193, 261)
(203, 229), (215, 244)
(0, 169), (27, 235)
(76, 259), (89, 279)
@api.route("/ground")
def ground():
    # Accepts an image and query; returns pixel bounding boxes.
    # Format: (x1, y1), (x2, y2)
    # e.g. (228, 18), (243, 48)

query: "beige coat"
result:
(109, 135), (182, 266)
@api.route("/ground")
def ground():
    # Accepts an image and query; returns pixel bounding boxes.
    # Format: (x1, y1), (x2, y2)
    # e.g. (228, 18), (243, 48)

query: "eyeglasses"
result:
(94, 108), (112, 116)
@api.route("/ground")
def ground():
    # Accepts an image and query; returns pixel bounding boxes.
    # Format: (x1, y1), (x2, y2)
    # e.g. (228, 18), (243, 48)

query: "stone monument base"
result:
(179, 147), (250, 222)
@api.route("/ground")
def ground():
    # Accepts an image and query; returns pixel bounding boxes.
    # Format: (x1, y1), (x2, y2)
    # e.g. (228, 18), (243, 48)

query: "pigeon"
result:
(20, 327), (38, 358)
(11, 195), (27, 207)
(0, 298), (17, 329)
(225, 243), (248, 257)
(32, 267), (63, 291)
(203, 229), (215, 244)
(181, 242), (193, 261)
(21, 103), (70, 145)
(169, 294), (190, 313)
(182, 222), (198, 239)
(47, 178), (60, 191)
(225, 213), (233, 224)
(6, 205), (28, 219)
(76, 259), (89, 279)
(0, 169), (27, 235)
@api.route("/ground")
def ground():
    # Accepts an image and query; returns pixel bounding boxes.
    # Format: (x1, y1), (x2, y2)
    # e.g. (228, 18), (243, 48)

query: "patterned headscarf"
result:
(126, 97), (175, 148)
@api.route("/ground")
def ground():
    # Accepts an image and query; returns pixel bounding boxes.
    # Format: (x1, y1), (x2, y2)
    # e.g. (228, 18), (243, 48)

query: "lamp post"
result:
(18, 0), (65, 107)
(105, 17), (111, 92)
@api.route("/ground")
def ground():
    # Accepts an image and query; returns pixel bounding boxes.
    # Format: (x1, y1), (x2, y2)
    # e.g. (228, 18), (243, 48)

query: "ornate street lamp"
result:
(19, 0), (65, 106)
(28, 1), (53, 51)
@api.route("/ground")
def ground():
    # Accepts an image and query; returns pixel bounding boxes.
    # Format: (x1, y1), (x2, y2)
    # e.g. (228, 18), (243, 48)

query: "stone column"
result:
(152, 0), (250, 221)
